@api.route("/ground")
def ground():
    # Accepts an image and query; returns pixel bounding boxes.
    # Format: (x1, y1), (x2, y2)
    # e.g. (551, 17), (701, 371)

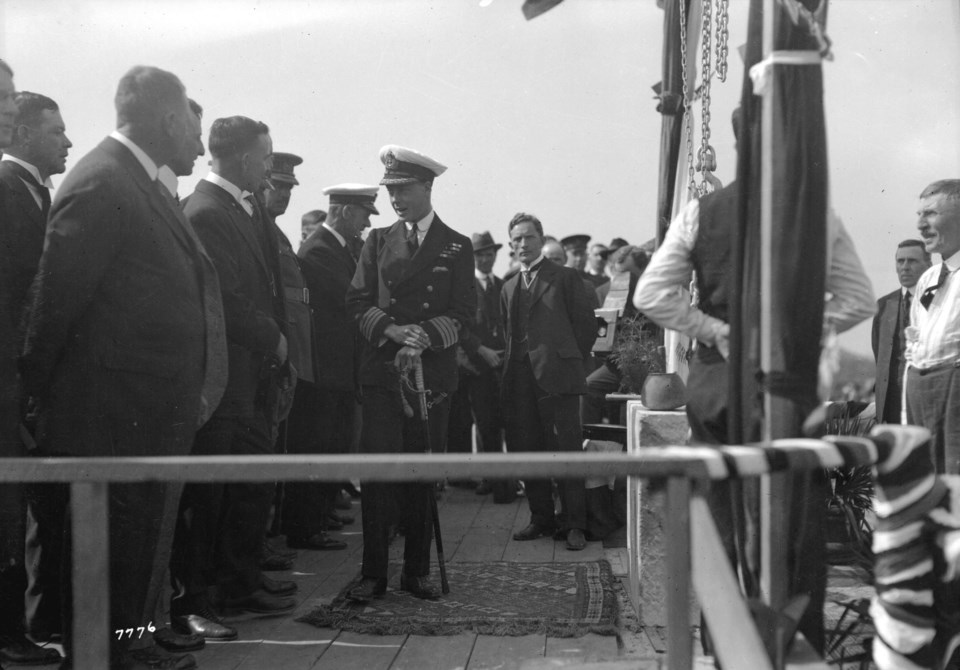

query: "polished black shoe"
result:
(261, 574), (298, 596)
(171, 612), (238, 641)
(512, 522), (556, 541)
(0, 633), (62, 665)
(321, 516), (344, 531)
(259, 553), (293, 572)
(344, 577), (387, 603)
(399, 574), (441, 600)
(287, 532), (347, 550)
(222, 589), (296, 616)
(118, 645), (196, 669)
(566, 528), (587, 551)
(152, 627), (205, 653)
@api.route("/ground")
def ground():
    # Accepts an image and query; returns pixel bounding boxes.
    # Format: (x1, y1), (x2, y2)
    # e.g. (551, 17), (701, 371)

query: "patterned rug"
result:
(297, 560), (621, 637)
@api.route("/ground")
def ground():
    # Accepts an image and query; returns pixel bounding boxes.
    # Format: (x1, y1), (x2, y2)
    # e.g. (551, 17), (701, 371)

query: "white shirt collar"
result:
(475, 268), (492, 283)
(405, 210), (435, 232)
(322, 222), (346, 247)
(157, 166), (179, 198)
(520, 254), (545, 272)
(109, 130), (158, 181)
(944, 249), (960, 273)
(0, 155), (53, 187)
(204, 172), (247, 208)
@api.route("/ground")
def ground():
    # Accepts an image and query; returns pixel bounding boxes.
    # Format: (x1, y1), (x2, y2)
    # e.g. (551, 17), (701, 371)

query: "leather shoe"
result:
(566, 528), (587, 551)
(119, 646), (196, 669)
(222, 589), (296, 616)
(152, 627), (204, 653)
(399, 574), (441, 600)
(264, 538), (297, 560)
(322, 516), (344, 531)
(512, 522), (556, 541)
(261, 574), (298, 596)
(345, 577), (387, 603)
(287, 533), (346, 551)
(0, 633), (62, 665)
(259, 553), (293, 571)
(171, 613), (237, 641)
(335, 490), (353, 510)
(327, 511), (354, 525)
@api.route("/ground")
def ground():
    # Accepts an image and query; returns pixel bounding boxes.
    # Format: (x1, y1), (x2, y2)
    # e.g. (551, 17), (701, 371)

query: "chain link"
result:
(696, 0), (716, 196)
(716, 0), (729, 82)
(678, 0), (696, 199)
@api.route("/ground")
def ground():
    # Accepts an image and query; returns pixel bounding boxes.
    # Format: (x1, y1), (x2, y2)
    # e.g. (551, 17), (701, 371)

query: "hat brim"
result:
(380, 175), (427, 186)
(270, 175), (299, 186)
(473, 243), (503, 253)
(359, 202), (380, 215)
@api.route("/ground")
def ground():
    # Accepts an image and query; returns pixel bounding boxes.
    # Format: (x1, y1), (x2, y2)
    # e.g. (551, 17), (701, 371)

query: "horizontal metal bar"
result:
(0, 452), (729, 483)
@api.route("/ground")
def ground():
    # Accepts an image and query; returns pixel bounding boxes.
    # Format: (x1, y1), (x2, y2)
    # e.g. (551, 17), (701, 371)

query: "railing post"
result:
(71, 481), (110, 669)
(665, 476), (692, 670)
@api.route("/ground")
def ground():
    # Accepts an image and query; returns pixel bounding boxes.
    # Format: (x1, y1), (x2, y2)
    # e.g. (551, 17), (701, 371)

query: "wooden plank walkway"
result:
(176, 484), (682, 669)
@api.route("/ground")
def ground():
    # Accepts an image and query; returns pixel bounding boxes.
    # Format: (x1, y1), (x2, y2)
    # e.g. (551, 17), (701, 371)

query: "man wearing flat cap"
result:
(284, 184), (378, 551)
(345, 145), (475, 602)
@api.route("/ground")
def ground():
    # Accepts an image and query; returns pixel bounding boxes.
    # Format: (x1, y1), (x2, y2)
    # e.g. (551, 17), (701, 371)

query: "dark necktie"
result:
(406, 223), (419, 255)
(920, 263), (951, 309)
(900, 291), (912, 333)
(521, 263), (540, 289)
(15, 165), (51, 218)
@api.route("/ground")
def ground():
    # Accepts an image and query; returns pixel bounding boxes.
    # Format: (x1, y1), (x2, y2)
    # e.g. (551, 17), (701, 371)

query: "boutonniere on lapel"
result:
(438, 242), (462, 260)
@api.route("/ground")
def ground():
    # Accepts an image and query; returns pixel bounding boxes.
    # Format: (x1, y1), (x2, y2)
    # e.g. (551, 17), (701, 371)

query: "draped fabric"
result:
(729, 0), (829, 443)
(655, 0), (690, 245)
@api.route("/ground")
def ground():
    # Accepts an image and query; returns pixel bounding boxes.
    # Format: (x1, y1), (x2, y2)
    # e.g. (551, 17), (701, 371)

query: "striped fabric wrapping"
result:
(358, 307), (392, 343)
(421, 315), (459, 349)
(869, 425), (960, 670)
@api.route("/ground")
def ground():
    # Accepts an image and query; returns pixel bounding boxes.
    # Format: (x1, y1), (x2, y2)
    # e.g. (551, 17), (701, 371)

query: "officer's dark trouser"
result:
(359, 385), (449, 580)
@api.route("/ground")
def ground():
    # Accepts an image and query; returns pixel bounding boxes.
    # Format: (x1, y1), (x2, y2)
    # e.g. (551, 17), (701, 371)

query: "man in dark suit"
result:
(285, 184), (378, 550)
(345, 145), (475, 602)
(457, 231), (507, 496)
(170, 116), (295, 634)
(502, 213), (596, 551)
(20, 65), (225, 670)
(873, 239), (931, 424)
(0, 83), (68, 665)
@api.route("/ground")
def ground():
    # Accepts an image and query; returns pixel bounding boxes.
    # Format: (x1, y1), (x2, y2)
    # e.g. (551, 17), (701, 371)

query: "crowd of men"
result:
(2, 57), (960, 669)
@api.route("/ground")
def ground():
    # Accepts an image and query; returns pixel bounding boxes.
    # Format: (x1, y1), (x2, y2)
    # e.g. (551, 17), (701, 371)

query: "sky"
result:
(2, 0), (959, 357)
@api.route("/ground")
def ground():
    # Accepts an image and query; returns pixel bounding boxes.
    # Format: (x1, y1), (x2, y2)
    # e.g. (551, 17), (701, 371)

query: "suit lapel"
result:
(528, 259), (555, 308)
(0, 162), (47, 231)
(196, 179), (272, 281)
(403, 216), (447, 280)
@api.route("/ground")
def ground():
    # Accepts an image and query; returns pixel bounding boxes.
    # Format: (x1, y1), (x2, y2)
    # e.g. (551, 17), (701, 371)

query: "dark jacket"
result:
(500, 259), (596, 395)
(20, 137), (214, 456)
(460, 273), (505, 371)
(185, 179), (285, 418)
(298, 226), (359, 392)
(872, 288), (906, 423)
(346, 215), (475, 393)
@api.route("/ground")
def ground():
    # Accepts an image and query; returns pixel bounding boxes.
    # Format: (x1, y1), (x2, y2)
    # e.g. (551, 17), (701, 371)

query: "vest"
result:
(691, 183), (738, 325)
(510, 272), (535, 360)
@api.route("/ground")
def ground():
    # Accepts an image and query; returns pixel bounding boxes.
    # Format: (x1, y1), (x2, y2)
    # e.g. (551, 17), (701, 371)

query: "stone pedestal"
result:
(626, 400), (700, 626)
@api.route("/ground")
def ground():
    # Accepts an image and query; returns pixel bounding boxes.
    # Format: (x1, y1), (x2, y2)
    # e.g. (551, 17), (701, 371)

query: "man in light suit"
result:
(345, 145), (475, 602)
(171, 116), (295, 632)
(501, 213), (596, 551)
(285, 184), (378, 550)
(20, 65), (225, 670)
(872, 239), (931, 423)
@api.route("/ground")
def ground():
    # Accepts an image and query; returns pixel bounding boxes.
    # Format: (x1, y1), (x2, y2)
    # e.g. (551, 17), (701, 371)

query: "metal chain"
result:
(716, 0), (729, 82)
(696, 0), (716, 196)
(678, 0), (696, 198)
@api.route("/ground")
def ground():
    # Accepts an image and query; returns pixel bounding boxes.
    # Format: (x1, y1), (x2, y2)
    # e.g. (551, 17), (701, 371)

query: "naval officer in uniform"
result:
(345, 145), (475, 602)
